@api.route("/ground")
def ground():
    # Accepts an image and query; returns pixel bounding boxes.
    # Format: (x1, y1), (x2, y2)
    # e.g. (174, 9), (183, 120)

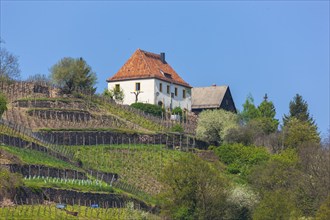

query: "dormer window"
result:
(160, 70), (172, 79)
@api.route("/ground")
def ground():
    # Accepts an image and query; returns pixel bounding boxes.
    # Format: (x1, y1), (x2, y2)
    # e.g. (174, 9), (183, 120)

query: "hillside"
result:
(0, 81), (203, 219)
(1, 81), (329, 220)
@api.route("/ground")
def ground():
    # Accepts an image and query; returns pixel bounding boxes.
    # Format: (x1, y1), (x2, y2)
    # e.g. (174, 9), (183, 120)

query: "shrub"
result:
(0, 93), (7, 117)
(171, 107), (182, 116)
(131, 102), (164, 117)
(171, 124), (184, 133)
(214, 143), (270, 175)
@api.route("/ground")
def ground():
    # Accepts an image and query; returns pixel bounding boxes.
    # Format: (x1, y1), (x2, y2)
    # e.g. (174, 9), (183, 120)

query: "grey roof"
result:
(191, 85), (228, 109)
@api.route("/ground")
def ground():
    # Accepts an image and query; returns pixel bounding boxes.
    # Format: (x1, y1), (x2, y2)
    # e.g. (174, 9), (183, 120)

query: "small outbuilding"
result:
(191, 85), (236, 114)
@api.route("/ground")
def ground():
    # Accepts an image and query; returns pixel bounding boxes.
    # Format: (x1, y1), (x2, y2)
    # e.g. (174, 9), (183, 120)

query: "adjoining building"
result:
(191, 85), (237, 114)
(107, 49), (192, 110)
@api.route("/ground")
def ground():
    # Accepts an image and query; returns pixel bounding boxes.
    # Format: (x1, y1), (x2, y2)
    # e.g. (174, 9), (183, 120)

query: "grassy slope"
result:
(63, 144), (188, 196)
(0, 204), (160, 220)
(0, 145), (80, 171)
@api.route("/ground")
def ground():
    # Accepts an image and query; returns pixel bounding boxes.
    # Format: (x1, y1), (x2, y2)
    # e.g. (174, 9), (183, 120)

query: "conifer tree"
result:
(283, 94), (315, 126)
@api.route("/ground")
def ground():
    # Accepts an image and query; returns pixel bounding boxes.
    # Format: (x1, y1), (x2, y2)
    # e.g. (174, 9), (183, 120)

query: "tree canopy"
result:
(196, 109), (238, 145)
(0, 41), (21, 82)
(50, 57), (97, 94)
(283, 94), (315, 126)
(159, 154), (230, 219)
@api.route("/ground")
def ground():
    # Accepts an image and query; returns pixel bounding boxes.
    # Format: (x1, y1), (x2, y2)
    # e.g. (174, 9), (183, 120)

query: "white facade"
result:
(108, 78), (191, 111)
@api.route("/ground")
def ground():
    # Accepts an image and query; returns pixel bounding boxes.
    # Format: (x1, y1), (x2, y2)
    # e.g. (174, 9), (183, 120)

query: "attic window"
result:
(160, 70), (172, 79)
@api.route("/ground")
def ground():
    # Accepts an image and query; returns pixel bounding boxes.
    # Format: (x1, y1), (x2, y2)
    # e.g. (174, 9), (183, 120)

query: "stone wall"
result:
(0, 134), (78, 166)
(2, 164), (87, 179)
(12, 187), (156, 213)
(35, 131), (206, 149)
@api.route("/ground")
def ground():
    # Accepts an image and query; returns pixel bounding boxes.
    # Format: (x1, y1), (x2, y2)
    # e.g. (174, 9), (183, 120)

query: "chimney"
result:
(160, 52), (166, 64)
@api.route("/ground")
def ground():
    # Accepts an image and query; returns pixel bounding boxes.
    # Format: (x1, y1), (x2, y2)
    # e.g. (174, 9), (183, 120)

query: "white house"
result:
(107, 49), (192, 110)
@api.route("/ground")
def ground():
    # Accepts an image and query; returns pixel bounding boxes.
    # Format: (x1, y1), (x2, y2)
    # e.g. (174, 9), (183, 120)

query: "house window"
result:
(175, 87), (178, 96)
(115, 84), (120, 92)
(135, 82), (141, 91)
(159, 83), (163, 92)
(167, 85), (170, 94)
(183, 89), (186, 98)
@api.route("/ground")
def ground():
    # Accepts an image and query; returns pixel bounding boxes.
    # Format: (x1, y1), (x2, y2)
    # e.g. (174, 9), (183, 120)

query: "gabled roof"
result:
(192, 85), (230, 109)
(107, 49), (191, 88)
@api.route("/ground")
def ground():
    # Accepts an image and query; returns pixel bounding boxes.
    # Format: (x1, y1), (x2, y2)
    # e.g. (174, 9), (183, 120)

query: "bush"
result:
(131, 102), (164, 117)
(171, 107), (182, 116)
(214, 143), (270, 175)
(171, 124), (184, 133)
(0, 167), (23, 200)
(0, 93), (7, 117)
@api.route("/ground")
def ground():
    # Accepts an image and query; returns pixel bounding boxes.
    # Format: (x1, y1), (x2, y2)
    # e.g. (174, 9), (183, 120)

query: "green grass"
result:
(64, 144), (188, 196)
(0, 145), (80, 171)
(0, 203), (160, 220)
(24, 177), (114, 194)
(97, 100), (166, 132)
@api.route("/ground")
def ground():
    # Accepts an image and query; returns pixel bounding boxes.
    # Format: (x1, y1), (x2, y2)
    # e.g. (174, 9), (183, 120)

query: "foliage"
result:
(214, 143), (270, 176)
(226, 185), (258, 220)
(239, 94), (260, 124)
(50, 57), (97, 94)
(171, 106), (182, 116)
(316, 195), (330, 220)
(0, 41), (20, 82)
(171, 124), (184, 133)
(248, 149), (299, 193)
(0, 92), (7, 117)
(159, 154), (230, 220)
(196, 109), (238, 145)
(239, 94), (278, 134)
(252, 190), (301, 220)
(283, 117), (320, 148)
(297, 143), (330, 216)
(131, 102), (164, 117)
(283, 93), (316, 126)
(103, 87), (125, 102)
(256, 96), (279, 134)
(0, 166), (23, 200)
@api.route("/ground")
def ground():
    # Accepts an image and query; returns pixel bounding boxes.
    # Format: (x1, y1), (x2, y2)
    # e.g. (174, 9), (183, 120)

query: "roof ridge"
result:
(138, 49), (153, 76)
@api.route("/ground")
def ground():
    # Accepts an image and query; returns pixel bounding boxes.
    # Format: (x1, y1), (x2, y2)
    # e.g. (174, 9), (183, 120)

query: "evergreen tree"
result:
(283, 94), (315, 126)
(257, 94), (279, 134)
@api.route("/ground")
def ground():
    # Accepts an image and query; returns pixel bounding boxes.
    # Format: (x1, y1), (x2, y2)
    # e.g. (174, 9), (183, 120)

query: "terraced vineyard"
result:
(0, 82), (201, 219)
(64, 144), (189, 196)
(0, 203), (160, 220)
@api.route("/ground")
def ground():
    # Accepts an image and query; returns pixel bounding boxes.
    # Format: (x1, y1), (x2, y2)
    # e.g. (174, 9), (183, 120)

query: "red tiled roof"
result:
(107, 49), (191, 88)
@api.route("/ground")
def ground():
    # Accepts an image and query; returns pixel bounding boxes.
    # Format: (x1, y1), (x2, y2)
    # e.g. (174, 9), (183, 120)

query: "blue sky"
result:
(1, 1), (329, 137)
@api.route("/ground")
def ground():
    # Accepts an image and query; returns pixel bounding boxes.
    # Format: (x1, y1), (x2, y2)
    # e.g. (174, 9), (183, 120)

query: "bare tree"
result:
(0, 40), (21, 81)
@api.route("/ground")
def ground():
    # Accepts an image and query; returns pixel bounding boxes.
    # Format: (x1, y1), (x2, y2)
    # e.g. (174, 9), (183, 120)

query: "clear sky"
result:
(1, 1), (329, 137)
